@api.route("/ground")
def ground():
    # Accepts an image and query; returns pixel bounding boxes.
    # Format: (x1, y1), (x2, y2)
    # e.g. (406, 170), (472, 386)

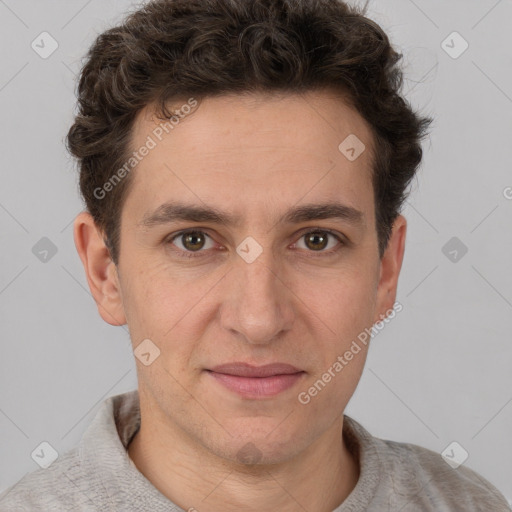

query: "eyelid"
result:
(166, 229), (218, 256)
(166, 227), (346, 258)
(291, 227), (346, 254)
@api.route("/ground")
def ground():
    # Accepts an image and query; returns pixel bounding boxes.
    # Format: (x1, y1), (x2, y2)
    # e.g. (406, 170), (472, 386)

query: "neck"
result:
(128, 409), (359, 512)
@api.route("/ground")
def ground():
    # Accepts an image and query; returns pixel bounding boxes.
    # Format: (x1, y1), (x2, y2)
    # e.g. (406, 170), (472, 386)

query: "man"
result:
(0, 0), (509, 510)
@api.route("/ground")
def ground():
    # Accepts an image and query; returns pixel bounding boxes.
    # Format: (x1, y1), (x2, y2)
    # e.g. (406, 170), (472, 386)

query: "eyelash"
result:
(165, 228), (346, 259)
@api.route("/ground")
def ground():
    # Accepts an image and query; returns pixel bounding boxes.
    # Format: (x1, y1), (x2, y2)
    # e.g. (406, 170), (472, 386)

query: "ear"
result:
(73, 211), (127, 326)
(373, 214), (407, 324)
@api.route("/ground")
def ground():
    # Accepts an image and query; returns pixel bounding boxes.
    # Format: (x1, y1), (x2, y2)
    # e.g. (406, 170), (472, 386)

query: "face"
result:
(75, 89), (406, 465)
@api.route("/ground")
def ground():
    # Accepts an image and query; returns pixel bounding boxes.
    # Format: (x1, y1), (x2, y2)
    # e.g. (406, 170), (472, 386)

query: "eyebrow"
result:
(138, 201), (365, 230)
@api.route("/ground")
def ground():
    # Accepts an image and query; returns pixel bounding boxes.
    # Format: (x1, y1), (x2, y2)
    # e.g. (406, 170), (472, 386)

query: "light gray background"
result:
(1, 0), (511, 504)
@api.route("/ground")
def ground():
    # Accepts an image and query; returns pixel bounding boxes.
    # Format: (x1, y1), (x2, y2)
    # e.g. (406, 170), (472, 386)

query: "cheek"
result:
(118, 259), (182, 336)
(296, 264), (378, 340)
(121, 263), (222, 363)
(296, 343), (369, 425)
(292, 266), (376, 404)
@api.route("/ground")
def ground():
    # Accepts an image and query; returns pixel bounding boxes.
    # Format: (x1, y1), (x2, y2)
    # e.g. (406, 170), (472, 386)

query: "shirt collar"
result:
(78, 389), (382, 510)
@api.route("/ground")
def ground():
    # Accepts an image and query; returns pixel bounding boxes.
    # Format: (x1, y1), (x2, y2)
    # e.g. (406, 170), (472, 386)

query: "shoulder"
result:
(0, 390), (148, 511)
(0, 447), (101, 511)
(344, 416), (511, 511)
(375, 436), (510, 511)
(388, 438), (508, 507)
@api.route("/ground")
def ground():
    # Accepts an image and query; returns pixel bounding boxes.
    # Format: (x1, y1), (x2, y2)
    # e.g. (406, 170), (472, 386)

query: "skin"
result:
(74, 89), (407, 512)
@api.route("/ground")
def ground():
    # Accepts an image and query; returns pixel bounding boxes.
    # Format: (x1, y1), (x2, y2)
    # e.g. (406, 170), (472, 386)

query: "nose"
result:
(219, 250), (295, 345)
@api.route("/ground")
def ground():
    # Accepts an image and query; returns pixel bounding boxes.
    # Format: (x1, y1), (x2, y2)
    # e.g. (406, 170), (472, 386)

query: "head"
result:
(70, 0), (431, 465)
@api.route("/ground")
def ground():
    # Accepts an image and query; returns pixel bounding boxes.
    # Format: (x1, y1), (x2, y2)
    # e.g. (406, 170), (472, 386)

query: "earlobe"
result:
(373, 215), (407, 324)
(73, 211), (127, 326)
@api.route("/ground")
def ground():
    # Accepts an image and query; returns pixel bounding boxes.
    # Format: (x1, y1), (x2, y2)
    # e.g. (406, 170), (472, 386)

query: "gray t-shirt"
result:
(0, 390), (509, 511)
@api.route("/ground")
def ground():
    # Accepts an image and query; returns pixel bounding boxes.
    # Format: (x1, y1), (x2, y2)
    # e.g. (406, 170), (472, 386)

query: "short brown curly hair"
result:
(66, 0), (432, 265)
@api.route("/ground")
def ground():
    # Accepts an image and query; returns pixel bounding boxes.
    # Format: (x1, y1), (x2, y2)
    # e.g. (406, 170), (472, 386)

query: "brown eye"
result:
(295, 229), (344, 255)
(169, 230), (215, 255)
(304, 231), (329, 251)
(181, 231), (206, 251)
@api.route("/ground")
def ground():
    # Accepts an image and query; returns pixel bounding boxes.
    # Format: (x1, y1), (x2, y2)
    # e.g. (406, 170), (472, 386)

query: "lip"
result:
(209, 362), (302, 378)
(206, 362), (305, 399)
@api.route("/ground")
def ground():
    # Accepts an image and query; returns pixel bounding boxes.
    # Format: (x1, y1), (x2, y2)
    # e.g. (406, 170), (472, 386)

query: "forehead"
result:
(124, 89), (375, 228)
(134, 89), (373, 154)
